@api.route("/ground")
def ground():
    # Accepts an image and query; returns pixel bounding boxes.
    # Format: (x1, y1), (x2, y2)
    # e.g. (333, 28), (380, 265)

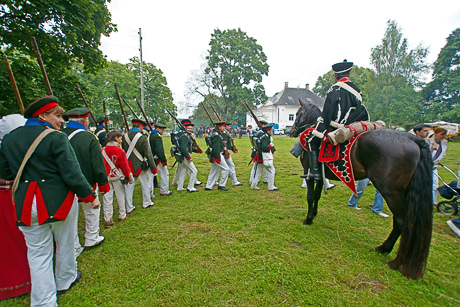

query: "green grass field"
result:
(3, 135), (460, 306)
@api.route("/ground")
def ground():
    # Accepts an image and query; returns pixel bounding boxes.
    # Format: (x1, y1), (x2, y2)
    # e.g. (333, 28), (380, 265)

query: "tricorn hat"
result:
(24, 96), (60, 119)
(332, 59), (353, 74)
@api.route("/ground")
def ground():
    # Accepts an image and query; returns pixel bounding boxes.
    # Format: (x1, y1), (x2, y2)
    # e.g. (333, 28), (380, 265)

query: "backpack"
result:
(170, 130), (184, 162)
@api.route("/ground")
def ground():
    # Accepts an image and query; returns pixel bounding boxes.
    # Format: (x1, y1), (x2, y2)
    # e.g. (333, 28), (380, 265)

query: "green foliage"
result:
(80, 58), (176, 129)
(2, 136), (459, 306)
(0, 0), (116, 75)
(423, 28), (460, 122)
(367, 20), (429, 126)
(188, 28), (269, 125)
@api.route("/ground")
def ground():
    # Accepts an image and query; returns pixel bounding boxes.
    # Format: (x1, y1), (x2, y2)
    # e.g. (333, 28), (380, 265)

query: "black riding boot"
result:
(308, 151), (322, 181)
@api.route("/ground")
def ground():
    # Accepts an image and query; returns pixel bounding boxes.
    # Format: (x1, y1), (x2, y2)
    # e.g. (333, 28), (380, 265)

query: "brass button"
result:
(50, 216), (53, 219)
(42, 179), (45, 182)
(25, 180), (29, 183)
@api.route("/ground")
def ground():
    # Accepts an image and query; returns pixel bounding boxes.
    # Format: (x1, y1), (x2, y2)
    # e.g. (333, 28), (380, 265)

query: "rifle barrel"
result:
(121, 96), (140, 119)
(32, 37), (53, 96)
(3, 54), (24, 114)
(76, 85), (97, 125)
(115, 84), (130, 133)
(134, 96), (152, 131)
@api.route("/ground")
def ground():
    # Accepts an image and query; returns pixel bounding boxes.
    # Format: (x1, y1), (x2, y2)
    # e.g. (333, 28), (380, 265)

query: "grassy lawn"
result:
(3, 135), (460, 306)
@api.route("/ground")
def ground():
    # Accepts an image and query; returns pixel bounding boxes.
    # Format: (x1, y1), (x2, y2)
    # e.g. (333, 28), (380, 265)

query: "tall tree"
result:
(367, 20), (429, 126)
(187, 28), (269, 125)
(422, 28), (460, 122)
(127, 57), (175, 124)
(1, 0), (116, 75)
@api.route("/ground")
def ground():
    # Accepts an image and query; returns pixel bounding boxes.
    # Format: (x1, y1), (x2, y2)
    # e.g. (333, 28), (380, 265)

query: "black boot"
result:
(308, 151), (322, 181)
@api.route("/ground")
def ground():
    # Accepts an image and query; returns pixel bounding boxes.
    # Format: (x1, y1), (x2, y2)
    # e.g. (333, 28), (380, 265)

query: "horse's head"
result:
(290, 99), (322, 138)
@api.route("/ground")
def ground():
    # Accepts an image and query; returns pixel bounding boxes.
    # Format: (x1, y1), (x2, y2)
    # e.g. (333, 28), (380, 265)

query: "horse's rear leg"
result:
(376, 216), (403, 255)
(304, 179), (323, 225)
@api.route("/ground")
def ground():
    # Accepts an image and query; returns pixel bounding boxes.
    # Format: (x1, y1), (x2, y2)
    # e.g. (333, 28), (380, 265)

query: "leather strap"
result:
(12, 128), (55, 203)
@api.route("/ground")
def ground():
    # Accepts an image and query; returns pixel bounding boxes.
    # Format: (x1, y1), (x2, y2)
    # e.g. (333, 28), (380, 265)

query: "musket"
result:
(244, 101), (262, 128)
(102, 100), (109, 134)
(115, 84), (130, 133)
(32, 37), (53, 96)
(203, 106), (230, 159)
(76, 85), (97, 125)
(209, 103), (223, 121)
(121, 96), (140, 120)
(164, 107), (202, 153)
(3, 54), (24, 114)
(209, 103), (238, 152)
(134, 96), (152, 131)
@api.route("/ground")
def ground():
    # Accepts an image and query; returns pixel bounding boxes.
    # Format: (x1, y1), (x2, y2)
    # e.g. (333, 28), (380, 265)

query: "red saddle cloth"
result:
(299, 129), (361, 195)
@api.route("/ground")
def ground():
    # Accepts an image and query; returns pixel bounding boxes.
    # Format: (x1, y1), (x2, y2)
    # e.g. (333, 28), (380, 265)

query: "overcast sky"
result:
(100, 0), (460, 116)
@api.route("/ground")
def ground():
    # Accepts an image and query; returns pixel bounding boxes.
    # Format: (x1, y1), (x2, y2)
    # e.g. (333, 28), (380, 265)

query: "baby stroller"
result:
(436, 163), (460, 215)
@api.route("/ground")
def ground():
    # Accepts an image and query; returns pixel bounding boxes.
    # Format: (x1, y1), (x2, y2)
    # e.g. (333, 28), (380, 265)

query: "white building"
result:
(246, 82), (324, 130)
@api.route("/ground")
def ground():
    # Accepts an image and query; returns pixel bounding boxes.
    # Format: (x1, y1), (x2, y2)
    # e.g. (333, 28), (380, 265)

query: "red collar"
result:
(338, 77), (351, 82)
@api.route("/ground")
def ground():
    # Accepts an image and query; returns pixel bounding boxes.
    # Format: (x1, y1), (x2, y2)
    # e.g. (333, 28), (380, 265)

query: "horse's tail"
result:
(394, 137), (433, 279)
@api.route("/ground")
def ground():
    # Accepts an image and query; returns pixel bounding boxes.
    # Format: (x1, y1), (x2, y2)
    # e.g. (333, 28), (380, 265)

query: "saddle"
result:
(299, 128), (362, 195)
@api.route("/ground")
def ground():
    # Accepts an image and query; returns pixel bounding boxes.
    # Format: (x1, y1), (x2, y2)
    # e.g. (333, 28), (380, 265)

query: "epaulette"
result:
(47, 126), (60, 133)
(157, 132), (161, 137)
(214, 132), (219, 135)
(88, 131), (98, 140)
(184, 132), (188, 136)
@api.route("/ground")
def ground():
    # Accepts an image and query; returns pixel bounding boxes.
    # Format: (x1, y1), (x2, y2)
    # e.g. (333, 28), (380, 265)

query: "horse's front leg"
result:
(304, 178), (322, 225)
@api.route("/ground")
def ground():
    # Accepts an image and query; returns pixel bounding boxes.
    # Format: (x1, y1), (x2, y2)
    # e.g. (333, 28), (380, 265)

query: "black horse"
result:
(291, 99), (433, 279)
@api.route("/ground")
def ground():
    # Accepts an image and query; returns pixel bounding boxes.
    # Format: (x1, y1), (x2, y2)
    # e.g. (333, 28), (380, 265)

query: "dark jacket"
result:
(0, 124), (96, 226)
(62, 122), (110, 196)
(149, 130), (167, 163)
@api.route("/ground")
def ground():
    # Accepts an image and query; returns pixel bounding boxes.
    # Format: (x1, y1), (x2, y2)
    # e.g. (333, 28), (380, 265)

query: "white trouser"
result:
(74, 199), (103, 249)
(225, 155), (239, 184)
(177, 159), (198, 190)
(433, 167), (439, 205)
(253, 161), (276, 190)
(125, 170), (152, 209)
(172, 162), (182, 185)
(103, 180), (126, 222)
(250, 161), (267, 183)
(206, 154), (230, 189)
(157, 162), (170, 193)
(20, 195), (78, 307)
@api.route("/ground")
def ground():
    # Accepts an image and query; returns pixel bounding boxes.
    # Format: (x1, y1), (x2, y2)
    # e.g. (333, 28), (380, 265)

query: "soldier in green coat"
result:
(94, 117), (107, 147)
(122, 118), (157, 210)
(251, 124), (278, 191)
(149, 123), (172, 196)
(62, 108), (110, 256)
(0, 96), (99, 306)
(205, 122), (230, 191)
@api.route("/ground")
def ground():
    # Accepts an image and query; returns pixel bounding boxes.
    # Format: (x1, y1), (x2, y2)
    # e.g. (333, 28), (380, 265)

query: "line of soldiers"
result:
(0, 95), (279, 305)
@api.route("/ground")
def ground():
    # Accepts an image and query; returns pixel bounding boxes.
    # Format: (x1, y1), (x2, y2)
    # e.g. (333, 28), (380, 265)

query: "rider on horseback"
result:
(307, 60), (370, 181)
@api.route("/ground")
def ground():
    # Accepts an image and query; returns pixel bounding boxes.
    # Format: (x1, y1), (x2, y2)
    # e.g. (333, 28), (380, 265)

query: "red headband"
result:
(32, 102), (59, 117)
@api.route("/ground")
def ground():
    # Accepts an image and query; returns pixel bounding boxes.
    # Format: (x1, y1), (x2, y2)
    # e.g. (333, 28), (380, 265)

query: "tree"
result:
(79, 58), (176, 129)
(187, 28), (269, 125)
(312, 66), (373, 100)
(1, 0), (116, 75)
(422, 28), (460, 122)
(367, 20), (429, 126)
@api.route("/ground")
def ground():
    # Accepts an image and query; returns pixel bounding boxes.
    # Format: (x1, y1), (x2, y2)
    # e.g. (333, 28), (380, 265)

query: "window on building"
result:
(289, 114), (294, 121)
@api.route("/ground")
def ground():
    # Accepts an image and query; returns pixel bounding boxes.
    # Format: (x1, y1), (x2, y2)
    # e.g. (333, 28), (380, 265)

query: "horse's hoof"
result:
(375, 245), (389, 255)
(303, 219), (313, 225)
(386, 260), (399, 271)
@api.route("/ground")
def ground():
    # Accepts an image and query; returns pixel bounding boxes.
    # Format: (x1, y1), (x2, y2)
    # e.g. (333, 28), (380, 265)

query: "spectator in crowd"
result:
(413, 124), (431, 139)
(428, 127), (448, 205)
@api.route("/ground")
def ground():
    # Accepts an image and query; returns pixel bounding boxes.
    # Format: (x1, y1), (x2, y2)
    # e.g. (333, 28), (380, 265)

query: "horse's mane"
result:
(301, 102), (322, 126)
